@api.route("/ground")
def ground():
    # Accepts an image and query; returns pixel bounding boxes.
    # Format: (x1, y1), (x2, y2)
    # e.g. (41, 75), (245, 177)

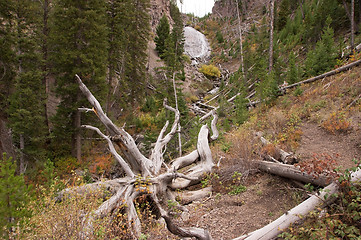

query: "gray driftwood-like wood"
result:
(71, 75), (217, 240)
(256, 132), (296, 164)
(257, 161), (331, 187)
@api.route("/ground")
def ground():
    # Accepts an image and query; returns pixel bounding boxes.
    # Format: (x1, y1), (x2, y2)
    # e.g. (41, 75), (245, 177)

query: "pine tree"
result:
(287, 52), (299, 84)
(50, 0), (108, 159)
(0, 0), (15, 111)
(277, 0), (291, 31)
(122, 0), (150, 99)
(305, 16), (337, 76)
(257, 70), (279, 104)
(7, 0), (47, 173)
(106, 0), (131, 114)
(0, 153), (31, 238)
(155, 15), (170, 56)
(170, 2), (184, 65)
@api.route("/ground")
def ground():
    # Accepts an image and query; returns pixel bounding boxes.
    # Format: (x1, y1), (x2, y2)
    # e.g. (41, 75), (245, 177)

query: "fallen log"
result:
(280, 59), (361, 91)
(257, 160), (331, 187)
(234, 168), (361, 240)
(256, 132), (296, 164)
(177, 187), (212, 204)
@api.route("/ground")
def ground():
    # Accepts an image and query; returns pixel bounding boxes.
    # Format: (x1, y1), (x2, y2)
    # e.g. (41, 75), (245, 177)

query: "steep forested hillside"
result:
(1, 0), (361, 239)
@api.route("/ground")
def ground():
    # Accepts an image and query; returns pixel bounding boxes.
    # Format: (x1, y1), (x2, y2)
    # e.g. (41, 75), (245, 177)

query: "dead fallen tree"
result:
(56, 75), (220, 239)
(280, 59), (361, 92)
(256, 132), (296, 164)
(234, 168), (361, 240)
(257, 161), (331, 187)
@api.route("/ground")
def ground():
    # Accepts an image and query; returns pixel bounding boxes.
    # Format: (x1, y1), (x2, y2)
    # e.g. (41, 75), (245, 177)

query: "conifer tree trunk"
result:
(19, 134), (25, 174)
(352, 0), (355, 51)
(299, 0), (304, 19)
(359, 0), (361, 28)
(269, 0), (274, 72)
(236, 0), (246, 81)
(41, 0), (50, 133)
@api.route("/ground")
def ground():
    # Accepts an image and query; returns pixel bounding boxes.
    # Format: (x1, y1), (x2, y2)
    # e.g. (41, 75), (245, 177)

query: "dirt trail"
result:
(184, 173), (299, 240)
(297, 119), (361, 170)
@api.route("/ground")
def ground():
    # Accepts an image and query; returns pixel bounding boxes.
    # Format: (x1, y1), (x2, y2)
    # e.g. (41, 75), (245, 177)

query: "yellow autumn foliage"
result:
(199, 64), (221, 79)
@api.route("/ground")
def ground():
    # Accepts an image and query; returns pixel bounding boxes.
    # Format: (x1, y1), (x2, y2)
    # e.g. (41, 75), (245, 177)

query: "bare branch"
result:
(152, 193), (212, 240)
(210, 110), (219, 141)
(150, 98), (180, 173)
(75, 74), (153, 176)
(78, 108), (95, 113)
(82, 125), (135, 178)
(171, 150), (199, 171)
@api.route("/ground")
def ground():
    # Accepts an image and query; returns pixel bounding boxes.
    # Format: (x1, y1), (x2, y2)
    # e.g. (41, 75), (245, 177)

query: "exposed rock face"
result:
(147, 0), (171, 73)
(212, 0), (239, 18)
(211, 0), (267, 19)
(149, 0), (172, 32)
(184, 26), (211, 62)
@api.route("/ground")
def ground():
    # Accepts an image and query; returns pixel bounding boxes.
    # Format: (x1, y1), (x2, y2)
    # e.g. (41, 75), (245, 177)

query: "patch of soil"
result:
(296, 119), (361, 170)
(184, 173), (302, 240)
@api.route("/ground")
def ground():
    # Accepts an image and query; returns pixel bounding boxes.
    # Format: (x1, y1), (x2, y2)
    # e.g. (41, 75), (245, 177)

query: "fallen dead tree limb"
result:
(177, 187), (212, 204)
(200, 92), (250, 121)
(234, 168), (361, 240)
(256, 132), (296, 164)
(257, 161), (331, 187)
(280, 59), (361, 91)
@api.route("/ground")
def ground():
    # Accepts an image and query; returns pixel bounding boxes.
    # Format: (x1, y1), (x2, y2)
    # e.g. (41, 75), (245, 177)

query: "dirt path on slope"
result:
(184, 173), (301, 240)
(296, 119), (361, 170)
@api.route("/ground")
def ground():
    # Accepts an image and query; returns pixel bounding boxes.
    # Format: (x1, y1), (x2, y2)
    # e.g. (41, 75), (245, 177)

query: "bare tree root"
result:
(66, 75), (220, 239)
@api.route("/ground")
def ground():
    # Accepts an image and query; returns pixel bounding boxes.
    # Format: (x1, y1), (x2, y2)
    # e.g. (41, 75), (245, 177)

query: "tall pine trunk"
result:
(351, 0), (355, 51)
(236, 0), (246, 81)
(42, 0), (50, 133)
(19, 134), (25, 174)
(269, 0), (274, 72)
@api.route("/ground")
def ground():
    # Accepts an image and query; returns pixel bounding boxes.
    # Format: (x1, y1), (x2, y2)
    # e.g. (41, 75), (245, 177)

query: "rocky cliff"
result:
(212, 0), (267, 19)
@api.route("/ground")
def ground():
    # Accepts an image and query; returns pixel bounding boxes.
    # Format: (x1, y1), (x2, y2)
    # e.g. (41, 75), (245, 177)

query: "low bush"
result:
(199, 64), (221, 79)
(321, 111), (352, 134)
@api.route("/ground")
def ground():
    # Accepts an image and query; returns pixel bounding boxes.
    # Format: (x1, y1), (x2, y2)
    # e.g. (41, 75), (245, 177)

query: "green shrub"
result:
(199, 64), (221, 79)
(216, 31), (224, 43)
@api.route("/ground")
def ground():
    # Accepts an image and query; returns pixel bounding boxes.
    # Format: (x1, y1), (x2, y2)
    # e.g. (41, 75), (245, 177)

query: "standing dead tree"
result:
(70, 74), (218, 239)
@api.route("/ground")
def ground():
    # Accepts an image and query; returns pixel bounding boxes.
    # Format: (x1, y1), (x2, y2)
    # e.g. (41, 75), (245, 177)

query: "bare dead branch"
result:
(82, 125), (135, 178)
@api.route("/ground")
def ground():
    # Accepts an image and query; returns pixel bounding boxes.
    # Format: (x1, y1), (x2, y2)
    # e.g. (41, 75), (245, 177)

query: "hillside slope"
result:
(164, 58), (361, 240)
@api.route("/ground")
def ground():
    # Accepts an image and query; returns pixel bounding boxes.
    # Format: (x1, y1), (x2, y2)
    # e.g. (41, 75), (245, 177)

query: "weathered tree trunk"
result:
(19, 134), (25, 174)
(71, 75), (218, 239)
(234, 169), (361, 240)
(236, 0), (246, 81)
(256, 132), (296, 164)
(72, 105), (81, 162)
(41, 0), (50, 133)
(172, 72), (182, 157)
(268, 0), (274, 72)
(352, 0), (355, 50)
(257, 161), (331, 187)
(343, 0), (357, 34)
